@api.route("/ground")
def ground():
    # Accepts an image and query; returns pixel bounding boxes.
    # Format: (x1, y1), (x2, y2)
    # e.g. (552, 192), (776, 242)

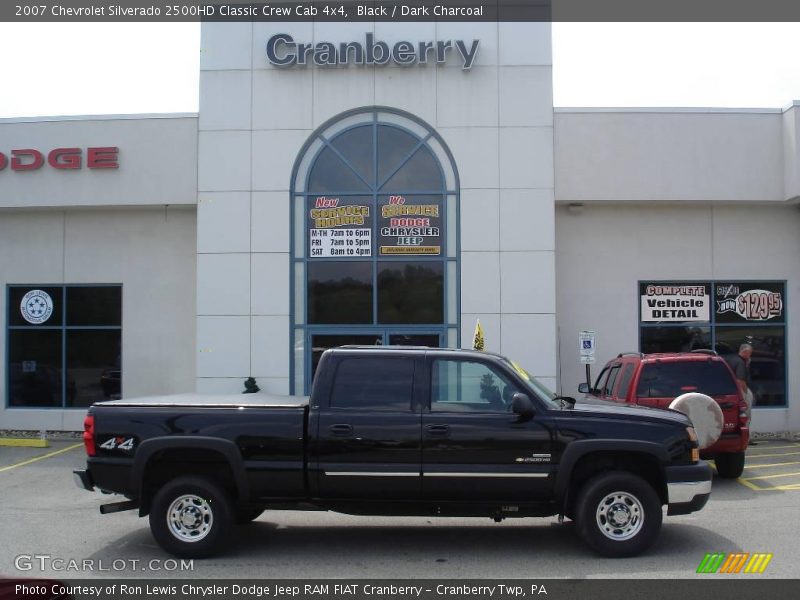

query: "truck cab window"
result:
(431, 359), (520, 413)
(330, 357), (415, 411)
(604, 365), (621, 397)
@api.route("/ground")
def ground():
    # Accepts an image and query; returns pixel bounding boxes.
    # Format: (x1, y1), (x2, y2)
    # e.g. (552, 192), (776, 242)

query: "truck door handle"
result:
(425, 424), (450, 437)
(328, 424), (353, 437)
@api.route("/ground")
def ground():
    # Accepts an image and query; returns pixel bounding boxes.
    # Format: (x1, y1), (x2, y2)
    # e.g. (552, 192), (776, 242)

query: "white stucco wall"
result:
(0, 115), (198, 208)
(0, 207), (197, 430)
(555, 203), (800, 433)
(782, 103), (800, 201)
(196, 21), (558, 393)
(555, 109), (785, 202)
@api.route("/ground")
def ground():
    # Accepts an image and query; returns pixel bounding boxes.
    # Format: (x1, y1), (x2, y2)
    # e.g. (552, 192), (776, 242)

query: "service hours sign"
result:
(308, 196), (372, 258)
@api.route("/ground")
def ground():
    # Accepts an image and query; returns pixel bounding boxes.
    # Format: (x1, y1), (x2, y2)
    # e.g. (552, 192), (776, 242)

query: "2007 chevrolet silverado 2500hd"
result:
(75, 346), (711, 558)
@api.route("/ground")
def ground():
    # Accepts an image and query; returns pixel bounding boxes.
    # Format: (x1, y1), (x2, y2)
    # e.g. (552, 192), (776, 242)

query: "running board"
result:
(100, 500), (139, 515)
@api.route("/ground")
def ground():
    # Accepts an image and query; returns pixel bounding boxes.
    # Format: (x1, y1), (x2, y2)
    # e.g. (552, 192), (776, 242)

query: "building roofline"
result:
(0, 112), (198, 124)
(555, 101), (800, 114)
(554, 106), (786, 115)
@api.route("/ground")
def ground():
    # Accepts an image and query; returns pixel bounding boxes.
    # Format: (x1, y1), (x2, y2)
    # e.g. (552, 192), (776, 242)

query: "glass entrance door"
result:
(388, 333), (441, 347)
(308, 330), (442, 388)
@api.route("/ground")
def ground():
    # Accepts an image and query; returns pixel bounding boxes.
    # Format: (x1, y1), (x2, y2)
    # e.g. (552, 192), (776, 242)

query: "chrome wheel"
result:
(167, 494), (214, 542)
(595, 491), (644, 541)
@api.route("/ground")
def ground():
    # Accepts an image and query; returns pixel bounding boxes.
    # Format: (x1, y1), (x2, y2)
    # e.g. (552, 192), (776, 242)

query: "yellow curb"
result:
(0, 438), (50, 448)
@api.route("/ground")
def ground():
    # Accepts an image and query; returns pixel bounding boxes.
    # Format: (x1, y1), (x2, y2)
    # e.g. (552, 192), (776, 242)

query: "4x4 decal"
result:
(99, 436), (135, 452)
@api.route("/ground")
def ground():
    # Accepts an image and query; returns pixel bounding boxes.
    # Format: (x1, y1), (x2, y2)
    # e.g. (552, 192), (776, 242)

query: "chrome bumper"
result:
(665, 461), (712, 515)
(668, 479), (712, 504)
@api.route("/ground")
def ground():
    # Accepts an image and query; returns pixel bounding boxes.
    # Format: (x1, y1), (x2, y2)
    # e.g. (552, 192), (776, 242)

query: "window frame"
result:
(328, 356), (416, 412)
(429, 357), (522, 414)
(603, 364), (622, 397)
(6, 283), (122, 409)
(615, 363), (636, 401)
(290, 108), (461, 395)
(638, 280), (788, 408)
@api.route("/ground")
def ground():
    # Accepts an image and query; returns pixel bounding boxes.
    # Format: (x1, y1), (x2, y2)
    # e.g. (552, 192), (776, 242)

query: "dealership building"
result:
(0, 21), (797, 434)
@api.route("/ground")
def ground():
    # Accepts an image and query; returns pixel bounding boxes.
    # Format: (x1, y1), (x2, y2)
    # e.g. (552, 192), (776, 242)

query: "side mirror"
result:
(511, 392), (534, 420)
(578, 382), (590, 394)
(556, 395), (577, 408)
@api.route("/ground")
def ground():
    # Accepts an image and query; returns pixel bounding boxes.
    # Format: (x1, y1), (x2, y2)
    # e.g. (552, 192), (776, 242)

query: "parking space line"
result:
(735, 478), (763, 491)
(746, 444), (800, 453)
(743, 450), (800, 458)
(775, 483), (800, 491)
(741, 470), (800, 481)
(0, 443), (82, 473)
(744, 461), (800, 469)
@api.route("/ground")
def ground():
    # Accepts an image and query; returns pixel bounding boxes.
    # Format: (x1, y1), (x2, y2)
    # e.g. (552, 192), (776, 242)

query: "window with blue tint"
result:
(330, 125), (375, 185)
(331, 357), (415, 411)
(291, 108), (460, 394)
(431, 359), (521, 413)
(308, 146), (370, 193)
(381, 146), (442, 191)
(7, 285), (122, 408)
(377, 261), (443, 324)
(308, 262), (373, 324)
(638, 280), (787, 407)
(377, 126), (420, 185)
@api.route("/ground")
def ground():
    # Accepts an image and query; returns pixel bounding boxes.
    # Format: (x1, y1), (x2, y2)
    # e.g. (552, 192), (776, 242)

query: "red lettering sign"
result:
(11, 149), (44, 171)
(87, 147), (119, 169)
(47, 148), (81, 170)
(0, 147), (119, 172)
(315, 196), (339, 208)
(388, 195), (406, 205)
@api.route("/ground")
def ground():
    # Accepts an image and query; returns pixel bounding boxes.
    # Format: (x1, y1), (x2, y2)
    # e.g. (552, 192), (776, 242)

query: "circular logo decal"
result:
(20, 290), (54, 325)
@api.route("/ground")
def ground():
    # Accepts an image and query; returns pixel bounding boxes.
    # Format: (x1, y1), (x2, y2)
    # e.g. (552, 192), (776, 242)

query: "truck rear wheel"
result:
(149, 476), (233, 558)
(714, 451), (745, 479)
(575, 471), (662, 557)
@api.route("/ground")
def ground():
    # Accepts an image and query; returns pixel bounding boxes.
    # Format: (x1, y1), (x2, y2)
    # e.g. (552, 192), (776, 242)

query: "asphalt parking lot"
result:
(732, 442), (800, 491)
(0, 439), (798, 579)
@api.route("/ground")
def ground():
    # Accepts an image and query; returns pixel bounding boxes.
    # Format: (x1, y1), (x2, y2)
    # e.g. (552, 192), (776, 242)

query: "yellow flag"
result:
(473, 319), (485, 351)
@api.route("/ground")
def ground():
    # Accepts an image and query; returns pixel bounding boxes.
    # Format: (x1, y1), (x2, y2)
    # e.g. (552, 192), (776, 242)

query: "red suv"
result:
(579, 350), (749, 478)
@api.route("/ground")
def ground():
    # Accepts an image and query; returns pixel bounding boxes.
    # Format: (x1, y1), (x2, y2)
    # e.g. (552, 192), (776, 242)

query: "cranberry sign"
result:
(0, 147), (119, 172)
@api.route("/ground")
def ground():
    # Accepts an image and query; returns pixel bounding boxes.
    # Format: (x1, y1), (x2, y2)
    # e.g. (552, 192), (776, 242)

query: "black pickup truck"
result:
(74, 346), (711, 559)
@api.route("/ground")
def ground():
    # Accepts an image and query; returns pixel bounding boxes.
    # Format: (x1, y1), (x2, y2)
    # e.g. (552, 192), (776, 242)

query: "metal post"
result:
(585, 364), (592, 389)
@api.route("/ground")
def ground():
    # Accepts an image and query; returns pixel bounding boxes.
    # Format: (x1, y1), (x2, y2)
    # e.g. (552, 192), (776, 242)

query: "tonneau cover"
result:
(93, 392), (309, 409)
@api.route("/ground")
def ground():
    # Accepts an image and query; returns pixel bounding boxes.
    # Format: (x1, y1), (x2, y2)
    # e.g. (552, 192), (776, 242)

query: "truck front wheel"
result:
(575, 471), (662, 557)
(149, 476), (233, 558)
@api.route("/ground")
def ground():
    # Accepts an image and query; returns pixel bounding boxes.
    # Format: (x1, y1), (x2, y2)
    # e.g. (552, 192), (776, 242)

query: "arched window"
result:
(290, 108), (460, 393)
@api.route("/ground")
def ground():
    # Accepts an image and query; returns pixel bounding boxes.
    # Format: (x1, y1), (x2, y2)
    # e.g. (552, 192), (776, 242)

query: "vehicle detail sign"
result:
(308, 196), (371, 257)
(640, 283), (710, 322)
